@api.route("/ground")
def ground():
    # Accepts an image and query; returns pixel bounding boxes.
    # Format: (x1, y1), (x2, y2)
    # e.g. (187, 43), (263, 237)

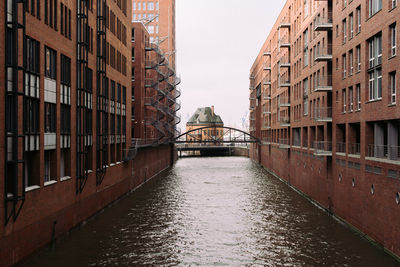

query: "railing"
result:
(314, 75), (332, 91)
(279, 116), (290, 126)
(279, 138), (290, 148)
(336, 142), (346, 153)
(264, 63), (271, 70)
(313, 107), (332, 121)
(145, 60), (158, 69)
(315, 44), (333, 60)
(279, 35), (290, 46)
(279, 56), (290, 66)
(131, 138), (159, 147)
(263, 106), (271, 114)
(314, 141), (333, 155)
(349, 143), (360, 155)
(315, 14), (333, 30)
(368, 144), (400, 161)
(278, 96), (290, 107)
(263, 76), (271, 85)
(279, 77), (291, 87)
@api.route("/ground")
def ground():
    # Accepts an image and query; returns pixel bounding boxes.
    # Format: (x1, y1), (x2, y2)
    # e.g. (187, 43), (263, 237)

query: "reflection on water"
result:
(20, 157), (399, 266)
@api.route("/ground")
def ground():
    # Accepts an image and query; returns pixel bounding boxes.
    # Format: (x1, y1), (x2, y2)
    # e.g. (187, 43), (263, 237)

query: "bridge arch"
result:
(173, 126), (261, 144)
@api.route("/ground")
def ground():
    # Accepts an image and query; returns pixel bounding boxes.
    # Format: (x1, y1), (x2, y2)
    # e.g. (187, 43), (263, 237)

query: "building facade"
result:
(0, 1), (178, 266)
(250, 0), (400, 259)
(186, 106), (224, 142)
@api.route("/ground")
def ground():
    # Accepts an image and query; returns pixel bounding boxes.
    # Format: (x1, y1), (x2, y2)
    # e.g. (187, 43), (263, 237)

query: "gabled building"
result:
(186, 106), (224, 142)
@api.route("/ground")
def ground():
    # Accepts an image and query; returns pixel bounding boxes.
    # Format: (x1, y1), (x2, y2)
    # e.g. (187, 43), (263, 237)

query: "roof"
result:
(187, 107), (224, 125)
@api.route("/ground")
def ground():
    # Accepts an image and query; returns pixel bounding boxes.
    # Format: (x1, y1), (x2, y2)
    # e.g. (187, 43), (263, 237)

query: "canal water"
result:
(20, 157), (399, 266)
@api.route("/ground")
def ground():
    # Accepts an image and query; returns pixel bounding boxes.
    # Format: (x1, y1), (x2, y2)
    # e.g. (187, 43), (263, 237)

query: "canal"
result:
(20, 157), (399, 266)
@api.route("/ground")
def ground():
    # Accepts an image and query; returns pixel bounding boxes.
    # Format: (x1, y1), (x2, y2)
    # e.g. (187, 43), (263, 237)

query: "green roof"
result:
(187, 107), (224, 125)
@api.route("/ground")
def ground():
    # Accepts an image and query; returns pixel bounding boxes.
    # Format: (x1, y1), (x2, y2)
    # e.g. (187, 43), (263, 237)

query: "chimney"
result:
(211, 105), (214, 117)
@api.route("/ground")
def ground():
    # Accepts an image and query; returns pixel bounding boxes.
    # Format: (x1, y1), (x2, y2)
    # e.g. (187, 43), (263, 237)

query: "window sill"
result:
(366, 9), (382, 21)
(388, 103), (396, 107)
(348, 154), (361, 159)
(366, 99), (382, 104)
(60, 176), (71, 182)
(366, 156), (400, 166)
(25, 185), (40, 192)
(389, 54), (396, 60)
(336, 152), (346, 157)
(44, 180), (57, 187)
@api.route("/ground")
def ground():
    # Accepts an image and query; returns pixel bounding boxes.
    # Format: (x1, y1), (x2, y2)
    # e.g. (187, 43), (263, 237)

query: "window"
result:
(356, 6), (361, 33)
(148, 25), (154, 34)
(148, 1), (154, 10)
(342, 54), (347, 78)
(132, 28), (135, 41)
(392, 0), (397, 9)
(349, 13), (354, 39)
(133, 1), (136, 10)
(343, 89), (347, 113)
(137, 1), (141, 10)
(356, 45), (361, 72)
(356, 84), (361, 110)
(390, 24), (396, 57)
(342, 19), (347, 43)
(369, 0), (382, 17)
(368, 34), (382, 68)
(349, 50), (353, 75)
(45, 102), (56, 133)
(45, 47), (56, 79)
(390, 72), (396, 104)
(304, 0), (309, 18)
(156, 1), (159, 10)
(349, 87), (354, 111)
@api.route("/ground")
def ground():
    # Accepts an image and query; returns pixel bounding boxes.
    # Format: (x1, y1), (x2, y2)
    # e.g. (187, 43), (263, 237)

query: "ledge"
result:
(25, 185), (40, 192)
(348, 154), (361, 159)
(44, 180), (57, 187)
(366, 157), (400, 166)
(60, 176), (71, 182)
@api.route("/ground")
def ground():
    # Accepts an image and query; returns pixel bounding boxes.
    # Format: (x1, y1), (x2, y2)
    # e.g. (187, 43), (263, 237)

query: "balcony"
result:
(314, 141), (332, 156)
(279, 138), (290, 149)
(279, 35), (290, 48)
(367, 145), (400, 162)
(315, 45), (332, 62)
(279, 116), (291, 127)
(278, 96), (291, 107)
(263, 92), (271, 100)
(314, 75), (332, 92)
(336, 142), (346, 154)
(349, 143), (361, 156)
(249, 85), (255, 91)
(263, 107), (271, 115)
(279, 57), (291, 68)
(279, 18), (291, 29)
(279, 78), (291, 87)
(263, 77), (271, 86)
(314, 15), (333, 31)
(263, 63), (271, 71)
(313, 107), (332, 122)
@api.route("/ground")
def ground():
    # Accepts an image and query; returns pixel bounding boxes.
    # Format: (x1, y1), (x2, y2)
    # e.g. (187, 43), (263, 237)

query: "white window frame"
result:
(343, 89), (347, 113)
(392, 0), (397, 9)
(356, 84), (361, 110)
(357, 45), (361, 72)
(349, 13), (354, 39)
(390, 72), (396, 104)
(349, 50), (354, 75)
(369, 72), (375, 100)
(357, 7), (361, 33)
(343, 54), (347, 78)
(343, 19), (347, 43)
(349, 87), (354, 111)
(391, 24), (397, 57)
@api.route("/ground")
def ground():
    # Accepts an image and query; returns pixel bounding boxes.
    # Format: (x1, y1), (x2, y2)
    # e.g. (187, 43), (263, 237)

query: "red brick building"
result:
(0, 1), (177, 266)
(250, 0), (400, 259)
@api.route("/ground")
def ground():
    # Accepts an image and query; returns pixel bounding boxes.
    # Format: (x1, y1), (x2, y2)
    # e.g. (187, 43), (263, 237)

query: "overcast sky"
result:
(176, 0), (285, 131)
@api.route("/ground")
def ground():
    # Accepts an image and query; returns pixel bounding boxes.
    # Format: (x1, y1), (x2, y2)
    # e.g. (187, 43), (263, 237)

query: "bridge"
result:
(173, 126), (260, 157)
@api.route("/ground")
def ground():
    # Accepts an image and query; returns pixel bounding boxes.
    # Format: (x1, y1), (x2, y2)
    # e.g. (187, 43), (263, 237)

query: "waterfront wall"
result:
(0, 145), (174, 267)
(252, 144), (400, 259)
